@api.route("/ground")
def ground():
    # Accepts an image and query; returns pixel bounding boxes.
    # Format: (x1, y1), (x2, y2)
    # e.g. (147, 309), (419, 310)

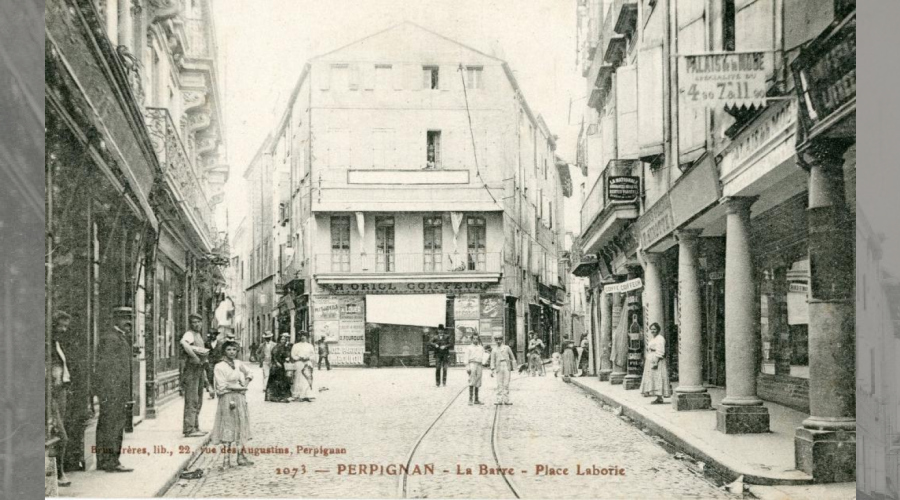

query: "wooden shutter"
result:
(677, 0), (708, 160)
(736, 0), (774, 53)
(616, 64), (638, 160)
(441, 65), (455, 91)
(637, 42), (664, 157)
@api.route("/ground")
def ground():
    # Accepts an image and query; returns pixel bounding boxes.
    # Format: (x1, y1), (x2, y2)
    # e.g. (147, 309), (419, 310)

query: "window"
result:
(330, 216), (351, 272)
(465, 66), (483, 89)
(376, 217), (395, 272)
(422, 66), (439, 89)
(722, 0), (735, 51)
(426, 131), (442, 169)
(467, 216), (486, 271)
(375, 65), (392, 89)
(331, 64), (349, 90)
(424, 216), (443, 271)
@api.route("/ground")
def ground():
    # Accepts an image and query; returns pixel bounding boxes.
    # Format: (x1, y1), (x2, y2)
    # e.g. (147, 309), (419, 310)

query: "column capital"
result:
(674, 228), (702, 243)
(719, 196), (758, 215)
(640, 251), (664, 265)
(797, 138), (854, 172)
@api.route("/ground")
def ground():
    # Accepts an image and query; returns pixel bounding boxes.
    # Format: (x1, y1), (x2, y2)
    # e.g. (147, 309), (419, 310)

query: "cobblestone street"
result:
(165, 367), (733, 499)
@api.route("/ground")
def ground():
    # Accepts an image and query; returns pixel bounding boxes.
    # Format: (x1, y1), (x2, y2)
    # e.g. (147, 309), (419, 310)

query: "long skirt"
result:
(266, 366), (292, 401)
(210, 392), (251, 446)
(467, 362), (483, 387)
(561, 350), (576, 377)
(640, 357), (672, 397)
(291, 363), (313, 399)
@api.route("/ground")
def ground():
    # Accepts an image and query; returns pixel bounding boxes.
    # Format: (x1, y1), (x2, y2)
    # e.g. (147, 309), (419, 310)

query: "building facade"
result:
(245, 22), (571, 367)
(573, 0), (855, 483)
(45, 0), (228, 474)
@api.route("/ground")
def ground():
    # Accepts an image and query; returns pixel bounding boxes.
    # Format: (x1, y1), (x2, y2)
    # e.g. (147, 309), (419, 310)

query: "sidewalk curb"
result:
(153, 433), (213, 497)
(570, 379), (814, 487)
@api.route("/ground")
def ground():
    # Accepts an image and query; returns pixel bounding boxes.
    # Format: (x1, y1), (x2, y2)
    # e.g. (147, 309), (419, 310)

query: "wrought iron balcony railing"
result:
(313, 252), (502, 275)
(144, 107), (215, 242)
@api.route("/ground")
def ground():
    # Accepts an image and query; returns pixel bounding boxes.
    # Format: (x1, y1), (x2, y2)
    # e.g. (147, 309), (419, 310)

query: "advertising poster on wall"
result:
(313, 296), (340, 321)
(455, 319), (479, 344)
(454, 294), (480, 320)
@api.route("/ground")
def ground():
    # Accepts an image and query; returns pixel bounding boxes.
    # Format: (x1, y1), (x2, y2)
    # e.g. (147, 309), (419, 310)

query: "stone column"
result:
(598, 287), (613, 381)
(629, 255), (662, 390)
(673, 230), (711, 410)
(717, 196), (769, 434)
(795, 141), (856, 482)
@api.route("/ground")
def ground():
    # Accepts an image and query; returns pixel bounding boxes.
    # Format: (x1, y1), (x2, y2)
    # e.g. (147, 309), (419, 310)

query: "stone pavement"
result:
(166, 367), (735, 499)
(571, 376), (855, 497)
(60, 391), (216, 498)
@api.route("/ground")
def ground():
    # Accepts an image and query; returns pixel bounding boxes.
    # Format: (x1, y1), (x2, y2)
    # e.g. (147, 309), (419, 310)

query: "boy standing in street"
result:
(490, 334), (516, 405)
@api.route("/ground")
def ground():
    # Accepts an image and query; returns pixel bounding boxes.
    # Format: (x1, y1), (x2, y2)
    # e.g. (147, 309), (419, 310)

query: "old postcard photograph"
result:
(30, 0), (871, 498)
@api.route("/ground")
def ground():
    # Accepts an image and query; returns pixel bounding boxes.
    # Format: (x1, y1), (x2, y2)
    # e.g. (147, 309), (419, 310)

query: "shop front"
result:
(310, 280), (504, 368)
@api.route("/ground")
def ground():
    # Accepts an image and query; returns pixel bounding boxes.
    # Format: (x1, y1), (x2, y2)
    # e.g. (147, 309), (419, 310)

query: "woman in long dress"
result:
(210, 341), (254, 469)
(561, 341), (577, 377)
(290, 332), (316, 402)
(266, 334), (293, 402)
(640, 323), (672, 404)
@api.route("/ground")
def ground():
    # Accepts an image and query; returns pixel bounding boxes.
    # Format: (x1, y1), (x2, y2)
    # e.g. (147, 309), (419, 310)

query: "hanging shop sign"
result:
(607, 176), (640, 202)
(679, 51), (773, 107)
(321, 281), (500, 295)
(604, 278), (643, 294)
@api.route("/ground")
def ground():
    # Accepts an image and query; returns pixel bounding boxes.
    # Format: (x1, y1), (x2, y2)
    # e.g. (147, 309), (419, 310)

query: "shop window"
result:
(426, 131), (442, 169)
(423, 216), (443, 272)
(422, 66), (439, 89)
(330, 216), (351, 272)
(467, 216), (486, 271)
(376, 217), (395, 272)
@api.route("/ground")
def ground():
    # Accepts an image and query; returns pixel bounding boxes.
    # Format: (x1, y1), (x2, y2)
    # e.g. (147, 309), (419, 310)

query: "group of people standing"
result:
(429, 325), (517, 405)
(256, 331), (327, 403)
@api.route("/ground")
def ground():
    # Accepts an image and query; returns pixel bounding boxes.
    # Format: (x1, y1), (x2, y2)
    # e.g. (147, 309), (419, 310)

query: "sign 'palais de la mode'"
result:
(322, 281), (501, 295)
(679, 52), (773, 107)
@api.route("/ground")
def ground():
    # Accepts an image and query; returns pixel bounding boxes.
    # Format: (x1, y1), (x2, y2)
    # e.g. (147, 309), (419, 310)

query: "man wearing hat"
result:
(489, 333), (516, 405)
(180, 313), (210, 437)
(257, 331), (276, 390)
(94, 306), (136, 472)
(430, 325), (452, 387)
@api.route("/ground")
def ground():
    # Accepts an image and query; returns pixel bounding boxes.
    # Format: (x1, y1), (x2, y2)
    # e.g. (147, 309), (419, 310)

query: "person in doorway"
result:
(290, 332), (316, 402)
(431, 325), (451, 387)
(561, 340), (577, 378)
(257, 331), (276, 390)
(578, 333), (591, 376)
(180, 313), (211, 438)
(490, 334), (516, 405)
(640, 323), (672, 404)
(527, 332), (545, 376)
(94, 307), (135, 473)
(317, 337), (331, 371)
(248, 340), (259, 363)
(465, 334), (486, 405)
(265, 334), (293, 402)
(210, 340), (254, 469)
(50, 311), (73, 487)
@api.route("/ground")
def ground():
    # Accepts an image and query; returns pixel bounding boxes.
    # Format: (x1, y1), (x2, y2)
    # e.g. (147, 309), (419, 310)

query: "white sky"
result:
(211, 0), (585, 237)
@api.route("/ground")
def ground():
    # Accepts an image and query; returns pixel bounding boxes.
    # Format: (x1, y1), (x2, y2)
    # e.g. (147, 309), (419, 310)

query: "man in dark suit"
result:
(430, 325), (452, 387)
(94, 306), (135, 473)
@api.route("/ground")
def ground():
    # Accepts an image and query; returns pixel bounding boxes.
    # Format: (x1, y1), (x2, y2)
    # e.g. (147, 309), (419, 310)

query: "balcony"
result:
(579, 160), (641, 254)
(611, 0), (638, 38)
(313, 252), (502, 284)
(144, 107), (215, 247)
(600, 5), (627, 68)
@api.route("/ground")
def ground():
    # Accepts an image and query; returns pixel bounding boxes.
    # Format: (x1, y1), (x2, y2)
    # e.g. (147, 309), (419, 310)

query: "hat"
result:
(112, 306), (133, 317)
(263, 332), (274, 339)
(188, 313), (203, 322)
(279, 333), (290, 338)
(492, 333), (504, 340)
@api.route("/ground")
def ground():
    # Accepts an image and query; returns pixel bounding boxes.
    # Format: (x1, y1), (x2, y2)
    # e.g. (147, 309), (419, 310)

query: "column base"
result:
(716, 404), (770, 434)
(623, 375), (641, 390)
(598, 369), (612, 382)
(673, 391), (711, 411)
(609, 372), (625, 385)
(795, 427), (856, 483)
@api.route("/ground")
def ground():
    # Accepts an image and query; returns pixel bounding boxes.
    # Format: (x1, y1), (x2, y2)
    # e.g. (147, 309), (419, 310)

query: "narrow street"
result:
(166, 367), (731, 499)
